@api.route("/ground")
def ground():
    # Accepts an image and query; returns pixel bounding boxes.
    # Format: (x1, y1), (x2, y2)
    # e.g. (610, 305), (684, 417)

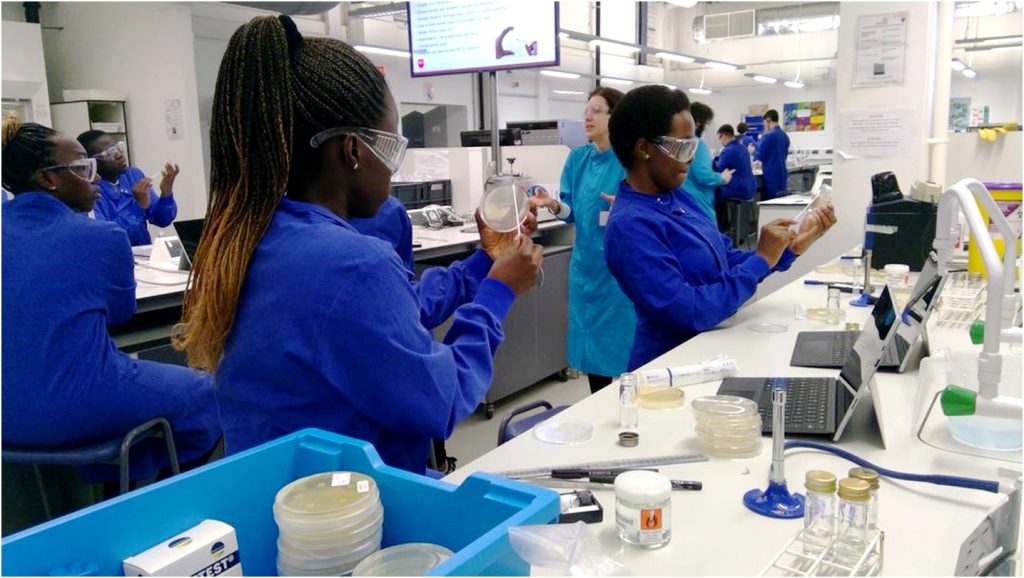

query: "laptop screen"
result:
(838, 285), (898, 392)
(172, 219), (205, 268)
(891, 253), (945, 359)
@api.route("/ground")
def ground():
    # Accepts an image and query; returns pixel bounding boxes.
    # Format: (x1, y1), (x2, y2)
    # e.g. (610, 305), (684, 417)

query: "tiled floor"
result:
(445, 374), (591, 468)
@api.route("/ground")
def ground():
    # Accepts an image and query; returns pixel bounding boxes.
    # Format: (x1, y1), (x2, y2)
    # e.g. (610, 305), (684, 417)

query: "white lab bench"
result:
(444, 260), (1020, 576)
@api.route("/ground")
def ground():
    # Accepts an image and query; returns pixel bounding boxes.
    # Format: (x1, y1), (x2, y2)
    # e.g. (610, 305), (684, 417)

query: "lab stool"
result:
(717, 199), (759, 251)
(1, 417), (180, 520)
(497, 400), (568, 446)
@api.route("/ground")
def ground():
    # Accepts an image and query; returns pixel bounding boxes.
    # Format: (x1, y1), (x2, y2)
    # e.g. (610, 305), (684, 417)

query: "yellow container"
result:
(967, 182), (1021, 279)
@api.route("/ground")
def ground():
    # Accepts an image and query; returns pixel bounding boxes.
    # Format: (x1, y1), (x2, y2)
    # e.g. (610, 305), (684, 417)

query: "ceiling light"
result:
(589, 39), (640, 54)
(354, 45), (410, 58)
(689, 87), (713, 94)
(540, 70), (581, 79)
(656, 51), (695, 64)
(348, 2), (407, 19)
(951, 58), (967, 71)
(553, 90), (586, 95)
(751, 74), (779, 84)
(954, 1), (1019, 18)
(962, 67), (978, 78)
(784, 80), (805, 88)
(661, 83), (678, 90)
(704, 60), (739, 71)
(601, 77), (635, 86)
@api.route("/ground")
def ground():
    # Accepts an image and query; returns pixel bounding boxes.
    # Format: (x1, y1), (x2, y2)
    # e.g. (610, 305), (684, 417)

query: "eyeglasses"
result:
(584, 105), (611, 117)
(310, 127), (409, 175)
(41, 158), (97, 182)
(91, 140), (127, 161)
(653, 136), (699, 164)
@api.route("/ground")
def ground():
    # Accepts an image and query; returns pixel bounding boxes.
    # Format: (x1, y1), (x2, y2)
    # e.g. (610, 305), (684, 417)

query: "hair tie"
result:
(278, 14), (303, 56)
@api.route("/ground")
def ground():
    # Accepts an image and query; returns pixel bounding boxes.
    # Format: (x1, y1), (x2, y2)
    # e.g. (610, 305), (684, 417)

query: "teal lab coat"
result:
(558, 143), (637, 378)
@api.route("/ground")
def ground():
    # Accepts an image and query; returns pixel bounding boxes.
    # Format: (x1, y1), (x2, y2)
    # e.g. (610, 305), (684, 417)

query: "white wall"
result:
(950, 68), (1024, 124)
(40, 2), (207, 224)
(829, 2), (936, 263)
(946, 131), (1023, 185)
(2, 2), (24, 21)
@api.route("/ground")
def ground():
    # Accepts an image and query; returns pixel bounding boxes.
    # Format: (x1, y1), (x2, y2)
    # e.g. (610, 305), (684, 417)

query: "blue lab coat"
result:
(1, 192), (220, 480)
(215, 198), (515, 474)
(558, 143), (637, 378)
(349, 195), (414, 272)
(755, 126), (791, 200)
(95, 166), (177, 246)
(682, 139), (724, 220)
(605, 183), (798, 370)
(740, 134), (757, 151)
(714, 139), (757, 202)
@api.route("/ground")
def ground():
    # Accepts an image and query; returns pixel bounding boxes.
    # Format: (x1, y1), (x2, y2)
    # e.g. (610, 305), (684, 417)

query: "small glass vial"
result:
(848, 467), (880, 531)
(614, 470), (671, 548)
(826, 287), (842, 325)
(619, 373), (639, 430)
(803, 470), (837, 555)
(829, 478), (872, 574)
(850, 258), (864, 289)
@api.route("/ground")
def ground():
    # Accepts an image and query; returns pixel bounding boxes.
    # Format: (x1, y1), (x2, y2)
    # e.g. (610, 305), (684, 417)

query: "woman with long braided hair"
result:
(1, 115), (220, 483)
(177, 15), (542, 474)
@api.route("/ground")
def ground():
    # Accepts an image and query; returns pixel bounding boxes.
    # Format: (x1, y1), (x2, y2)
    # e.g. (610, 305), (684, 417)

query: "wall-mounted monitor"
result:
(407, 1), (559, 78)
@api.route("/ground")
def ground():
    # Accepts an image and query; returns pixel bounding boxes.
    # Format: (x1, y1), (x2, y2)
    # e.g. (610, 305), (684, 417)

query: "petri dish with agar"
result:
(748, 322), (789, 333)
(533, 419), (594, 444)
(637, 387), (686, 409)
(479, 175), (529, 233)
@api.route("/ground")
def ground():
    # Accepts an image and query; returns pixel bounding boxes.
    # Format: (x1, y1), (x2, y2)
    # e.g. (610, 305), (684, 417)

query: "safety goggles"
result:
(41, 158), (97, 182)
(91, 140), (127, 161)
(584, 104), (611, 117)
(309, 127), (408, 175)
(654, 136), (699, 164)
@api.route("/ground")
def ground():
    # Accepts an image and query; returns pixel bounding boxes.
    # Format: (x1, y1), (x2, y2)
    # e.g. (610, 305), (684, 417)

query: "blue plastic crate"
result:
(2, 429), (559, 576)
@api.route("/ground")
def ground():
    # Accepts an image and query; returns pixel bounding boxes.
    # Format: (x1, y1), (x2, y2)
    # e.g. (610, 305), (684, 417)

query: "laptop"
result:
(172, 219), (205, 271)
(790, 255), (946, 372)
(718, 284), (904, 441)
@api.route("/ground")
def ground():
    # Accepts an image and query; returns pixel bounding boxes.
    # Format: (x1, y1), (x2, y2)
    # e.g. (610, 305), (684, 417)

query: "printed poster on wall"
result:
(748, 104), (769, 116)
(783, 101), (826, 132)
(949, 97), (971, 131)
(854, 12), (909, 87)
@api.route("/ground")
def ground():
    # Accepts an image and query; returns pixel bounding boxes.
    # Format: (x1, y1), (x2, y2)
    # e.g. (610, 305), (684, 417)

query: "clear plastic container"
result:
(944, 350), (1023, 451)
(619, 373), (639, 429)
(275, 472), (379, 519)
(532, 420), (594, 444)
(352, 543), (454, 576)
(479, 175), (529, 233)
(277, 509), (384, 550)
(276, 527), (382, 570)
(692, 395), (763, 458)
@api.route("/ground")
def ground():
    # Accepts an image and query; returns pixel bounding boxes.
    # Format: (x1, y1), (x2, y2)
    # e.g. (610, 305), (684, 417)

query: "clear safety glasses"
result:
(91, 140), (127, 161)
(41, 158), (97, 182)
(310, 127), (409, 175)
(654, 136), (699, 164)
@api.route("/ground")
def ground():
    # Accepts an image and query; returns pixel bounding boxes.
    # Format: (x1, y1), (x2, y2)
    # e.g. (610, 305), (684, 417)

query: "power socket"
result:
(955, 472), (1022, 576)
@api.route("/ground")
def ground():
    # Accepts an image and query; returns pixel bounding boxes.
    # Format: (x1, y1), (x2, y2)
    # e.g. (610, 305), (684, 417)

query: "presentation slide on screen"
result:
(408, 1), (558, 77)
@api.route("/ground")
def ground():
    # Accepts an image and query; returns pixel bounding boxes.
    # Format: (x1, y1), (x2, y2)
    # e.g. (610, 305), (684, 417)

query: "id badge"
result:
(599, 210), (610, 227)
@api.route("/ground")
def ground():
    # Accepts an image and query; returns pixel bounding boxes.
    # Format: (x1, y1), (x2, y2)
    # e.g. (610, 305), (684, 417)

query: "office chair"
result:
(497, 400), (568, 446)
(2, 417), (180, 520)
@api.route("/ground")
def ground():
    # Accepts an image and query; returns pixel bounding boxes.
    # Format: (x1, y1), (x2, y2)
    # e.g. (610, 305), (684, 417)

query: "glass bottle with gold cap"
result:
(848, 467), (880, 531)
(803, 470), (837, 555)
(830, 477), (873, 574)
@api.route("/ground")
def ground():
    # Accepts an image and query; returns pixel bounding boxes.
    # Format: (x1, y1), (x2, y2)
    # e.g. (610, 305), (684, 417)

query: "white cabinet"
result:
(51, 100), (132, 164)
(1, 21), (51, 126)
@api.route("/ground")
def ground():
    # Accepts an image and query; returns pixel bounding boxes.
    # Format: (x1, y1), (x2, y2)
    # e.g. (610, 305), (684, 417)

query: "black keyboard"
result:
(831, 332), (858, 365)
(759, 378), (833, 434)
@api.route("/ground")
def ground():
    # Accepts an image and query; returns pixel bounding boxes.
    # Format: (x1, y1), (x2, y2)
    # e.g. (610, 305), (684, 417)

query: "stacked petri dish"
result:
(691, 395), (763, 458)
(274, 472), (384, 576)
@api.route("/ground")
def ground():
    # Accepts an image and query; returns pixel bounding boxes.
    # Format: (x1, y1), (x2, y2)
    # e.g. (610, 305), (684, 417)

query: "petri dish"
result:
(352, 543), (454, 576)
(479, 179), (529, 233)
(748, 322), (789, 333)
(637, 387), (686, 409)
(691, 395), (759, 418)
(533, 419), (594, 445)
(275, 472), (378, 519)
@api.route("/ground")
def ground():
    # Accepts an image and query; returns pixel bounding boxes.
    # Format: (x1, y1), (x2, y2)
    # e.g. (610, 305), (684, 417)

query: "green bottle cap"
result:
(941, 384), (977, 416)
(970, 320), (985, 345)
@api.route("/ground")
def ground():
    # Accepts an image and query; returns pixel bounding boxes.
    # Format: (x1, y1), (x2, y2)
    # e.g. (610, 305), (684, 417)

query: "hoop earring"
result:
(352, 162), (359, 171)
(641, 153), (650, 160)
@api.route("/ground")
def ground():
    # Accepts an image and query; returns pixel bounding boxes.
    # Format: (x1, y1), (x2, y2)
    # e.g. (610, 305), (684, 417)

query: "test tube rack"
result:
(936, 281), (986, 329)
(760, 528), (885, 577)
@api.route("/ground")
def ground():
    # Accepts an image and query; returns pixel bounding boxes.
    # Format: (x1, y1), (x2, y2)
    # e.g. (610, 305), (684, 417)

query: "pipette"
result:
(743, 384), (805, 518)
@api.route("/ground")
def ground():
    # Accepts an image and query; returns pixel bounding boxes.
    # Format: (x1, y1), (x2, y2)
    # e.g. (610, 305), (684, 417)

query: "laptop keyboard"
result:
(760, 378), (833, 433)
(831, 332), (858, 364)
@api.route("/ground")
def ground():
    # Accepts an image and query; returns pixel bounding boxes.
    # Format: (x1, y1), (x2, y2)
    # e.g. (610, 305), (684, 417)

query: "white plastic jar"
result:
(614, 471), (672, 548)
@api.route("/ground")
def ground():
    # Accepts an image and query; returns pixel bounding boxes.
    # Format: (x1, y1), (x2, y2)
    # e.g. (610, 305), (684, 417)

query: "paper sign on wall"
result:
(164, 98), (184, 141)
(854, 12), (909, 87)
(837, 108), (914, 158)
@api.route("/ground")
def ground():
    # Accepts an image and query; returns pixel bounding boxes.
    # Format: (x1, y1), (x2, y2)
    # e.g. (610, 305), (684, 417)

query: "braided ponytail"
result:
(2, 114), (58, 194)
(177, 15), (391, 372)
